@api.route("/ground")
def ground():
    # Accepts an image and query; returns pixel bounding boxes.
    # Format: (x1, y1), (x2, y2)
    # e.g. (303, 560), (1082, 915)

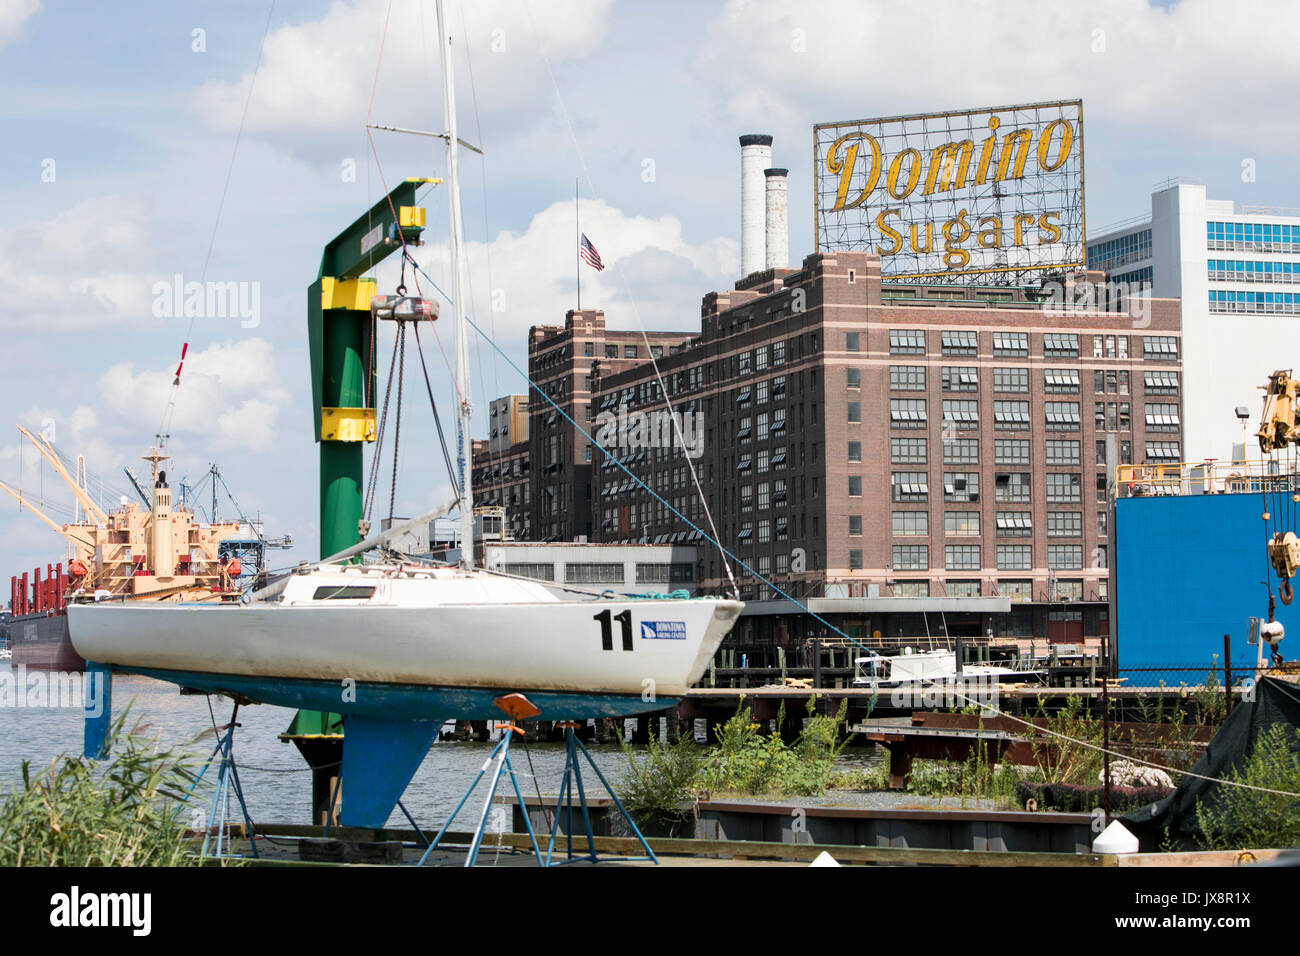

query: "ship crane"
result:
(1256, 369), (1300, 606)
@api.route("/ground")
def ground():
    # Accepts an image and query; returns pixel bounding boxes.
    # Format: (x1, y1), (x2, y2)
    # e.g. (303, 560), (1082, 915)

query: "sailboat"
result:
(67, 0), (742, 828)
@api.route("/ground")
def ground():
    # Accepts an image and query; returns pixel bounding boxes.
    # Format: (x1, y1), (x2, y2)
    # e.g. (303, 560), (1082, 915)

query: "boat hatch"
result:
(312, 585), (377, 600)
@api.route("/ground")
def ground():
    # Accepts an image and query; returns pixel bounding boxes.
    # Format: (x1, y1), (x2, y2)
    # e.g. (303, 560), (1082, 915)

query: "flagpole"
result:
(575, 177), (581, 313)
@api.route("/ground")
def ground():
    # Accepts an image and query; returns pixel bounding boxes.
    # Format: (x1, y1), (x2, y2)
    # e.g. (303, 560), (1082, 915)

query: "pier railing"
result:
(1114, 458), (1298, 498)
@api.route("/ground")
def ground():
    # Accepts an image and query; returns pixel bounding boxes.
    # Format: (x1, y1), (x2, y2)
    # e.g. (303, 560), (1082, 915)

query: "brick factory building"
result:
(524, 309), (695, 541)
(588, 250), (1182, 662)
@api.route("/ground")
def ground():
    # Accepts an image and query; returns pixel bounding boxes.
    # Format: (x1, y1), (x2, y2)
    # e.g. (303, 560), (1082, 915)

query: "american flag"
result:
(580, 233), (605, 271)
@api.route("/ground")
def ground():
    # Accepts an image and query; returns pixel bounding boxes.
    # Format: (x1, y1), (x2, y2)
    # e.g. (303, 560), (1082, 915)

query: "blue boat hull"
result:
(125, 666), (679, 720)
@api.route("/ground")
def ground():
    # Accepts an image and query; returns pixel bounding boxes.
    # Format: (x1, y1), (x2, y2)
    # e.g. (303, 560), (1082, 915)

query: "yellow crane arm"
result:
(1257, 369), (1300, 453)
(15, 425), (110, 525)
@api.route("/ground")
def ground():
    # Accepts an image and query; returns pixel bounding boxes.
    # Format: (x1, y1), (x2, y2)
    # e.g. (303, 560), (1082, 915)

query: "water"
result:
(0, 663), (881, 830)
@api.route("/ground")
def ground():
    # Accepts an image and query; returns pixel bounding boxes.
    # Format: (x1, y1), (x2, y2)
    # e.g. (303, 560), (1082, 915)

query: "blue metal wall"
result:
(1115, 492), (1296, 673)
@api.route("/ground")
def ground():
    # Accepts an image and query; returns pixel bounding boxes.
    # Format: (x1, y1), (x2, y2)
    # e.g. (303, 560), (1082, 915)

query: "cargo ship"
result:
(3, 426), (254, 671)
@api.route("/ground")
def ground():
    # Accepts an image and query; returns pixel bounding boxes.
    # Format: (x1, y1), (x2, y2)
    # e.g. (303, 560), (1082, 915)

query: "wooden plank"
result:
(248, 824), (1110, 867)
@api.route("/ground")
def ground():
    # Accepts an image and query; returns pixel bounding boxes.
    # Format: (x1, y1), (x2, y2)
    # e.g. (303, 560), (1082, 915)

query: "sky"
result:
(2, 0), (1298, 578)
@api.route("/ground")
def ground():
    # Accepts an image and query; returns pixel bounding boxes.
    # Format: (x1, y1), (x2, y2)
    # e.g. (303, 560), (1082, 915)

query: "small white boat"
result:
(852, 647), (1045, 691)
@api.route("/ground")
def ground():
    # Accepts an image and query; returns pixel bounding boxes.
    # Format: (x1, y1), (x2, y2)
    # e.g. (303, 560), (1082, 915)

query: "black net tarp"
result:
(1122, 676), (1300, 850)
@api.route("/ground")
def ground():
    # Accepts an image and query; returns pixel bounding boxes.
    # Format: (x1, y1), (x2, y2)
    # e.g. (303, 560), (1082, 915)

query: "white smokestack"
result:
(764, 168), (788, 271)
(740, 134), (772, 277)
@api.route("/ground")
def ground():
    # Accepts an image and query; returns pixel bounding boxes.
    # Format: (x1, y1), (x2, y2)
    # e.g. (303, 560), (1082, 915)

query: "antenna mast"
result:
(436, 0), (474, 569)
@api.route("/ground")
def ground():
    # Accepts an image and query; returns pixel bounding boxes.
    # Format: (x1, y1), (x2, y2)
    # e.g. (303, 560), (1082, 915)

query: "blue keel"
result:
(339, 715), (442, 828)
(83, 661), (112, 759)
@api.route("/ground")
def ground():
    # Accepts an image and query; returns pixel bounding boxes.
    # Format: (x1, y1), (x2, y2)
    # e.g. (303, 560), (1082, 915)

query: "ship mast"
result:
(436, 0), (474, 570)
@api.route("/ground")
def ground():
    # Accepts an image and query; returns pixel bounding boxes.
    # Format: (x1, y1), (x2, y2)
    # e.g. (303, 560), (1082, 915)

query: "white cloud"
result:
(191, 0), (614, 161)
(405, 197), (738, 339)
(97, 338), (289, 453)
(699, 0), (1300, 148)
(0, 0), (39, 47)
(0, 196), (159, 330)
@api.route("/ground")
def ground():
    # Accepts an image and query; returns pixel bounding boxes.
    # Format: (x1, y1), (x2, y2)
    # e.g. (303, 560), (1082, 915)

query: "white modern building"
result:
(1088, 180), (1300, 461)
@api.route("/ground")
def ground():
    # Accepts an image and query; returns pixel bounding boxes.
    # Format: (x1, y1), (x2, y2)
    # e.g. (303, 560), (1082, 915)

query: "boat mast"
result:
(436, 0), (474, 569)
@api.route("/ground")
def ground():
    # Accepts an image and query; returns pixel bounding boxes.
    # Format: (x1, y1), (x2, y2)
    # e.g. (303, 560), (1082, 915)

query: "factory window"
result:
(890, 399), (927, 429)
(1045, 440), (1080, 465)
(994, 401), (1030, 429)
(1143, 336), (1178, 360)
(943, 472), (979, 503)
(1047, 544), (1083, 570)
(891, 472), (929, 502)
(993, 331), (1028, 356)
(738, 351), (752, 376)
(996, 545), (1032, 570)
(756, 346), (769, 371)
(1045, 402), (1081, 431)
(636, 563), (694, 584)
(1145, 403), (1180, 432)
(1043, 333), (1079, 358)
(500, 564), (555, 582)
(943, 438), (978, 464)
(893, 544), (929, 570)
(995, 512), (1032, 537)
(942, 366), (978, 391)
(889, 329), (926, 354)
(1045, 369), (1080, 394)
(944, 511), (980, 536)
(998, 579), (1033, 601)
(1144, 371), (1180, 395)
(565, 563), (625, 584)
(890, 365), (925, 390)
(995, 439), (1030, 464)
(846, 331), (860, 352)
(945, 545), (980, 571)
(1047, 512), (1082, 537)
(942, 399), (979, 426)
(947, 580), (981, 597)
(941, 330), (978, 356)
(1046, 473), (1081, 503)
(891, 437), (927, 463)
(772, 341), (786, 366)
(892, 511), (928, 536)
(755, 379), (769, 404)
(995, 472), (1031, 502)
(894, 580), (930, 597)
(757, 412), (769, 441)
(993, 367), (1029, 392)
(1145, 441), (1181, 460)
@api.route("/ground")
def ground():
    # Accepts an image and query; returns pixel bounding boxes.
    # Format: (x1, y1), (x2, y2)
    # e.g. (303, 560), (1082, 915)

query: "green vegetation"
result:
(0, 711), (212, 866)
(617, 698), (855, 821)
(1194, 724), (1300, 851)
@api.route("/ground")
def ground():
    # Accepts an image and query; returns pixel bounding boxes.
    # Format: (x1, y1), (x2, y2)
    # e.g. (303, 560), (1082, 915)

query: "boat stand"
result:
(418, 719), (543, 867)
(544, 721), (658, 866)
(185, 703), (259, 860)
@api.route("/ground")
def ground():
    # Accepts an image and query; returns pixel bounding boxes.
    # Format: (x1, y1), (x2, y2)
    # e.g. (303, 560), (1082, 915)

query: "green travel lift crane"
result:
(281, 177), (436, 824)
